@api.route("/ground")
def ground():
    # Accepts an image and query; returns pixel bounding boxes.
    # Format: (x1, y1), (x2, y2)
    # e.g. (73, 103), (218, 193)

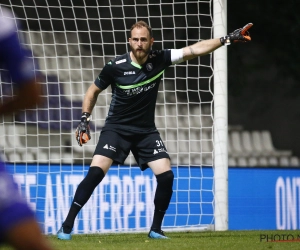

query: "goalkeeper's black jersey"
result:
(94, 49), (172, 135)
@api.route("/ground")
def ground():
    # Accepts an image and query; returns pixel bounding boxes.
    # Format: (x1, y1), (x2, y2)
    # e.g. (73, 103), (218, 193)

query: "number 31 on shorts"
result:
(156, 140), (164, 147)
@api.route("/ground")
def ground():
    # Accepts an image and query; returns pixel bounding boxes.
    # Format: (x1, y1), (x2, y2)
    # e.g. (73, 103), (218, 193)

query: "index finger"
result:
(241, 23), (253, 35)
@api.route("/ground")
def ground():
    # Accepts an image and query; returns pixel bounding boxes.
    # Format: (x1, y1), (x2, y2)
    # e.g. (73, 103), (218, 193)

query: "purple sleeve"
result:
(0, 202), (35, 242)
(0, 32), (36, 85)
(0, 165), (35, 242)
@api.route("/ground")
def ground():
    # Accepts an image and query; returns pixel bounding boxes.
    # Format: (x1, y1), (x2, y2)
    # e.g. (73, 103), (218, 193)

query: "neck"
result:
(130, 51), (148, 65)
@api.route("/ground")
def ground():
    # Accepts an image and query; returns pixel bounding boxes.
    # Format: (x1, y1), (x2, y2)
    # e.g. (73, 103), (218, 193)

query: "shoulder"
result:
(111, 53), (129, 65)
(148, 49), (171, 61)
(0, 7), (17, 41)
(102, 53), (131, 74)
(148, 49), (172, 66)
(100, 54), (127, 76)
(149, 49), (170, 56)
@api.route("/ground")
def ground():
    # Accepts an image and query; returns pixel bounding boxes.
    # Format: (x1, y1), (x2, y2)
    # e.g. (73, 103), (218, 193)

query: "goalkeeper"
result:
(58, 21), (252, 240)
(0, 6), (53, 250)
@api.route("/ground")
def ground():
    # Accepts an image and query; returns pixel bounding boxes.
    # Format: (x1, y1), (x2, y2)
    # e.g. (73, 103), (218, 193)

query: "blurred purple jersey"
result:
(0, 6), (36, 243)
(0, 6), (36, 85)
(0, 164), (35, 241)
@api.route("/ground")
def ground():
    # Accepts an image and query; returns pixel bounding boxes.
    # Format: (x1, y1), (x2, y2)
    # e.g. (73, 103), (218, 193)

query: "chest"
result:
(115, 62), (161, 85)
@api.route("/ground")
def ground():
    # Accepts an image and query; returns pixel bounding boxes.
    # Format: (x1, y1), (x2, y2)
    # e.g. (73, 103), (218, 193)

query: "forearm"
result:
(82, 94), (98, 114)
(0, 80), (42, 116)
(6, 218), (54, 250)
(182, 38), (222, 61)
(82, 83), (102, 114)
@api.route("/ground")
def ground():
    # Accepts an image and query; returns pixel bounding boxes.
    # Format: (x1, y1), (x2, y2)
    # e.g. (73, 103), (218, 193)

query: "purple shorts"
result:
(0, 164), (34, 243)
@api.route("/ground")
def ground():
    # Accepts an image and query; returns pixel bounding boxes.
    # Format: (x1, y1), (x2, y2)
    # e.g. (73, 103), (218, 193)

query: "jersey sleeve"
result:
(0, 18), (37, 85)
(0, 166), (35, 241)
(94, 62), (114, 90)
(159, 49), (172, 67)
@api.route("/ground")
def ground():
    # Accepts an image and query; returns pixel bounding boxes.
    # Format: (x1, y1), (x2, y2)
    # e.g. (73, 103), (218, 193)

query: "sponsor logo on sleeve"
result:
(116, 59), (126, 64)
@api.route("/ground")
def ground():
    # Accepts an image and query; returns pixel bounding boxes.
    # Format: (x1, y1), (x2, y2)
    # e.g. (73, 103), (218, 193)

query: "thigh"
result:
(93, 130), (131, 166)
(90, 155), (113, 174)
(132, 132), (170, 171)
(147, 158), (171, 175)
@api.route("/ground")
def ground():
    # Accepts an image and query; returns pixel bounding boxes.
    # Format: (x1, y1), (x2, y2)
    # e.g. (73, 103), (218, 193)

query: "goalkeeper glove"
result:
(75, 112), (91, 146)
(220, 23), (253, 46)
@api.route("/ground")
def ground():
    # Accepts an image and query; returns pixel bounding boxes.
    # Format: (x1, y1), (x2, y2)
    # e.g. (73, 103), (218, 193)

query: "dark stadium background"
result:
(227, 0), (299, 157)
(3, 0), (299, 157)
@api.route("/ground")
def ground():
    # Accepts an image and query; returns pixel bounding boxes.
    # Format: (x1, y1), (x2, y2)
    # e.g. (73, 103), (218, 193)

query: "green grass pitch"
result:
(2, 230), (300, 250)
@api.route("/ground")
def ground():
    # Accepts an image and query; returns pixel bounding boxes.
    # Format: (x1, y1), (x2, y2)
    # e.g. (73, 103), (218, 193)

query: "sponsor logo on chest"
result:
(124, 71), (136, 75)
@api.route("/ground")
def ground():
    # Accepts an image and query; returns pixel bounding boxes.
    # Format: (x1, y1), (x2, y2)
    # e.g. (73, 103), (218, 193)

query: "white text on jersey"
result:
(124, 71), (136, 75)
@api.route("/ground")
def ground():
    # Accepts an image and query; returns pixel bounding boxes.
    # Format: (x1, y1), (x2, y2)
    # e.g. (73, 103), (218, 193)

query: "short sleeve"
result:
(163, 49), (172, 66)
(94, 62), (114, 90)
(0, 7), (37, 85)
(0, 32), (36, 85)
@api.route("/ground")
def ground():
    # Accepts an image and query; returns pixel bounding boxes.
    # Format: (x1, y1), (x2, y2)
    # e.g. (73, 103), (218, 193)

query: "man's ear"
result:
(150, 37), (154, 46)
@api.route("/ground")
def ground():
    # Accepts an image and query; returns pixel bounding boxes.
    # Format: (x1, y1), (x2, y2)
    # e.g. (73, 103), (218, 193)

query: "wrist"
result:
(81, 112), (91, 123)
(220, 35), (231, 46)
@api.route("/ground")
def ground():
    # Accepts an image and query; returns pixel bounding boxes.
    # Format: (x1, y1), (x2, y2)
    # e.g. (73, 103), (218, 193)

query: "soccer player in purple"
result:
(0, 6), (53, 250)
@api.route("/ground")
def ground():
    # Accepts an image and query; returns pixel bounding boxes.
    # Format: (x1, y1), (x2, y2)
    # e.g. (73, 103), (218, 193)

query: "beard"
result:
(130, 45), (151, 62)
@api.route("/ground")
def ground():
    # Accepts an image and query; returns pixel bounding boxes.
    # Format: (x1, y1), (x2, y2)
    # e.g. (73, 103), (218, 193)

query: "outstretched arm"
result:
(182, 38), (222, 61)
(181, 23), (253, 62)
(0, 79), (42, 115)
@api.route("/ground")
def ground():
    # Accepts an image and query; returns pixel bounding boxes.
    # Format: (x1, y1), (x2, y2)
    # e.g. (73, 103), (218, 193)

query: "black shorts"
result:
(93, 130), (170, 171)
